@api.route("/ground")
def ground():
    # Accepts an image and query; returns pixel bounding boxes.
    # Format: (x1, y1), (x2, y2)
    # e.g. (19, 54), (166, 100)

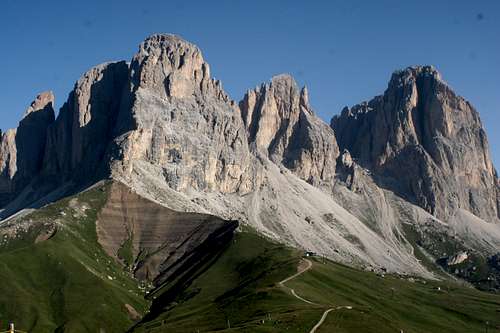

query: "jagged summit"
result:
(24, 91), (54, 118)
(240, 73), (308, 133)
(391, 65), (442, 82)
(337, 66), (445, 120)
(142, 33), (194, 48)
(239, 73), (338, 184)
(332, 64), (499, 222)
(129, 33), (231, 103)
(0, 91), (55, 206)
(42, 61), (129, 181)
(269, 73), (296, 85)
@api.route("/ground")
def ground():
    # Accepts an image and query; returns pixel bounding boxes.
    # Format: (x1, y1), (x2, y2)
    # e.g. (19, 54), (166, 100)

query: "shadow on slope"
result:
(132, 229), (500, 333)
(0, 181), (239, 333)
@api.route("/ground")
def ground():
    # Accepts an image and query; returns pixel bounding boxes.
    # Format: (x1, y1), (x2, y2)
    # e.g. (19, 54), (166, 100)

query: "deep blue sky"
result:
(1, 0), (499, 166)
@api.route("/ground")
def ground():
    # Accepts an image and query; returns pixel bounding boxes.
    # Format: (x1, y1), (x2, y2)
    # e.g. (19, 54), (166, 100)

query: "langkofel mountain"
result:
(0, 34), (499, 332)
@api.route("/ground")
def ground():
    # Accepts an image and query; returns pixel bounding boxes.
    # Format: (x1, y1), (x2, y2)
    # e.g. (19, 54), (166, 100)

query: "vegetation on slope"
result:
(402, 222), (500, 291)
(0, 183), (499, 333)
(0, 183), (148, 332)
(134, 228), (500, 333)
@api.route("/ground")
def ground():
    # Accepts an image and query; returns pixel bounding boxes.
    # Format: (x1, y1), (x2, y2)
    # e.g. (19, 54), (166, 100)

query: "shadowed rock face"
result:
(43, 61), (129, 181)
(240, 75), (339, 185)
(96, 182), (238, 284)
(0, 91), (55, 206)
(332, 66), (499, 222)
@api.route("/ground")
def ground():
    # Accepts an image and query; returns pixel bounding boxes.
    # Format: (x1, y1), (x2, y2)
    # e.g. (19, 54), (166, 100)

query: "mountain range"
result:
(0, 34), (499, 332)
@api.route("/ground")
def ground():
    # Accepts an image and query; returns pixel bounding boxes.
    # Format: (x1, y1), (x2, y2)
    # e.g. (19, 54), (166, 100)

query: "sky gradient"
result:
(1, 0), (499, 165)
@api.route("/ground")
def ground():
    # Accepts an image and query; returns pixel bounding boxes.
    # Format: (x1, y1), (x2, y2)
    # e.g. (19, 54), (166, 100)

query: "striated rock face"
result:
(0, 92), (55, 206)
(96, 182), (237, 284)
(240, 75), (339, 184)
(111, 34), (253, 194)
(332, 66), (499, 222)
(43, 61), (129, 181)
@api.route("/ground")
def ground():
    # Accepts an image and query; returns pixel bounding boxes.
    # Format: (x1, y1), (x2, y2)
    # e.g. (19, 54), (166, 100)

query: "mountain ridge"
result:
(1, 33), (499, 285)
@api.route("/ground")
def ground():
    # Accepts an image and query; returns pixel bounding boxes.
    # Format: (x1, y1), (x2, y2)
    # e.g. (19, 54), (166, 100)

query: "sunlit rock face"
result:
(109, 34), (254, 194)
(332, 66), (499, 222)
(240, 74), (339, 185)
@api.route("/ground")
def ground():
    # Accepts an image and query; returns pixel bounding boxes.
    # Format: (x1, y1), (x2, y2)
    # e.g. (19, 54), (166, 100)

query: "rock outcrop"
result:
(332, 66), (499, 222)
(111, 34), (254, 194)
(42, 61), (129, 181)
(96, 182), (237, 284)
(0, 129), (17, 205)
(240, 75), (339, 185)
(0, 91), (55, 206)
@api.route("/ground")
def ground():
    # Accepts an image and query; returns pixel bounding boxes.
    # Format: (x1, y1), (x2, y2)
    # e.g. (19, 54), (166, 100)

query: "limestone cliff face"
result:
(240, 75), (339, 185)
(43, 61), (129, 181)
(111, 34), (254, 194)
(332, 66), (499, 222)
(0, 92), (55, 206)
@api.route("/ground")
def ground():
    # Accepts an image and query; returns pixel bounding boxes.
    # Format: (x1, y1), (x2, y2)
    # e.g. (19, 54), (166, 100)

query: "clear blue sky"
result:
(1, 0), (499, 166)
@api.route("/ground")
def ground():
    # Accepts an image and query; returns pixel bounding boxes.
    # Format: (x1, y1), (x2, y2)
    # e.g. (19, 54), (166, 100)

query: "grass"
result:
(1, 184), (499, 333)
(118, 232), (134, 268)
(289, 258), (500, 332)
(133, 228), (500, 333)
(0, 183), (148, 332)
(132, 228), (323, 332)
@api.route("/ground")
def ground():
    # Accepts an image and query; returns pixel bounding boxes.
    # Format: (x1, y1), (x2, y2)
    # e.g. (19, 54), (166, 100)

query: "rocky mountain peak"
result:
(388, 65), (442, 88)
(240, 74), (338, 184)
(129, 33), (230, 103)
(110, 34), (252, 194)
(240, 74), (305, 150)
(0, 91), (55, 206)
(332, 65), (499, 222)
(24, 91), (54, 118)
(300, 85), (310, 109)
(269, 74), (299, 96)
(42, 61), (129, 180)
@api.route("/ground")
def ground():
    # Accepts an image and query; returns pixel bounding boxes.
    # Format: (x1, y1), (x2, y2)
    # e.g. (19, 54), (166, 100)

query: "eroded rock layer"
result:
(96, 182), (238, 284)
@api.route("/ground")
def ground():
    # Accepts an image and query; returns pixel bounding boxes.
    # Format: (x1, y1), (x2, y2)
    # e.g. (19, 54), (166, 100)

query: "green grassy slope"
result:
(0, 184), (148, 332)
(132, 229), (324, 332)
(289, 260), (500, 333)
(1, 184), (499, 333)
(134, 229), (500, 333)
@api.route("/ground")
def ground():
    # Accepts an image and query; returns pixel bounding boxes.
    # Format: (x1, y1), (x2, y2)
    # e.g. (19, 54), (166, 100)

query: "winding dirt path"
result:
(279, 258), (313, 285)
(279, 259), (318, 305)
(309, 308), (334, 333)
(279, 258), (352, 333)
